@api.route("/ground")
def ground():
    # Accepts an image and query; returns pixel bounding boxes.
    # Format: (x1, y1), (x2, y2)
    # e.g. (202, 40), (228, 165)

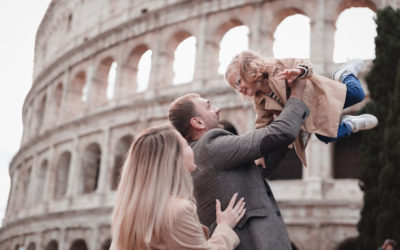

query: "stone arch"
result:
(101, 238), (111, 250)
(273, 13), (310, 59)
(54, 151), (71, 199)
(67, 71), (86, 116)
(163, 30), (194, 86)
(27, 242), (36, 250)
(220, 121), (238, 135)
(92, 56), (117, 106)
(218, 24), (249, 74)
(271, 7), (308, 33)
(121, 44), (151, 94)
(111, 135), (133, 190)
(45, 240), (58, 250)
(81, 143), (101, 194)
(35, 159), (48, 203)
(173, 35), (197, 84)
(336, 0), (377, 19)
(333, 6), (377, 62)
(335, 237), (357, 250)
(213, 19), (247, 75)
(70, 239), (88, 250)
(35, 93), (47, 134)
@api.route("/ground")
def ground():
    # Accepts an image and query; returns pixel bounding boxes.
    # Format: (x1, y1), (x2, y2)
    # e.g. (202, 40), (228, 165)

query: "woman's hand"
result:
(278, 68), (303, 83)
(216, 193), (246, 228)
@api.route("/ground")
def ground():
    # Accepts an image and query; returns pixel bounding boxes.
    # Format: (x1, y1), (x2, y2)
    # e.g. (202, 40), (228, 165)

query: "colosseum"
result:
(1, 0), (399, 249)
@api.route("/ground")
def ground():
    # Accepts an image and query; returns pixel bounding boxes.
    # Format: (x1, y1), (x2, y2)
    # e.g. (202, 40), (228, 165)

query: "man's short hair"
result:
(168, 93), (200, 141)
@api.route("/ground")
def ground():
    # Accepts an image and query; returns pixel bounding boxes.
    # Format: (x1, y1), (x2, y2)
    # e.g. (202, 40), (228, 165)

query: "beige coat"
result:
(149, 199), (239, 250)
(254, 58), (347, 166)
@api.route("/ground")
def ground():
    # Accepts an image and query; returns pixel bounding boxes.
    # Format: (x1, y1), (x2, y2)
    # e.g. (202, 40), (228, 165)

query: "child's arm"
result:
(276, 58), (313, 83)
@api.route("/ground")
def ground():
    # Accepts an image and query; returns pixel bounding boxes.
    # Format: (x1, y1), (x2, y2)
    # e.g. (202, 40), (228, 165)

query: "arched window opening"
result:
(273, 14), (310, 59)
(45, 240), (58, 250)
(35, 159), (48, 203)
(68, 71), (86, 116)
(101, 239), (111, 250)
(269, 148), (302, 180)
(35, 94), (47, 134)
(137, 50), (152, 92)
(218, 25), (249, 75)
(54, 151), (71, 199)
(334, 131), (362, 179)
(173, 36), (196, 85)
(93, 57), (116, 105)
(81, 143), (101, 194)
(112, 135), (133, 190)
(333, 7), (376, 63)
(107, 61), (117, 100)
(69, 239), (88, 250)
(27, 242), (36, 250)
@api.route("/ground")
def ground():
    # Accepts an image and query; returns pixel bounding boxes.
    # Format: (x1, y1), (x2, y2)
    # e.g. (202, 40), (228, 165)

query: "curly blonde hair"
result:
(225, 50), (269, 90)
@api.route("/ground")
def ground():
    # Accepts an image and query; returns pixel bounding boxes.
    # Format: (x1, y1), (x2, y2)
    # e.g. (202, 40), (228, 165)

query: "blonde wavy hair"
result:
(225, 50), (269, 91)
(110, 125), (194, 250)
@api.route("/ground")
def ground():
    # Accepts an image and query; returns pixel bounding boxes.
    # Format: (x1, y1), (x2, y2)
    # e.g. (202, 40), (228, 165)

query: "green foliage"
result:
(357, 7), (400, 250)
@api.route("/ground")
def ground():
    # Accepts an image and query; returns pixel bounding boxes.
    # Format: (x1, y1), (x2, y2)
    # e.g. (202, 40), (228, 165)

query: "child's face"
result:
(227, 69), (257, 97)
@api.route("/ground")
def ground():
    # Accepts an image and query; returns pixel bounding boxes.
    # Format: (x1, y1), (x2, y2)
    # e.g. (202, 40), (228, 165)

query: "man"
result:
(168, 78), (309, 250)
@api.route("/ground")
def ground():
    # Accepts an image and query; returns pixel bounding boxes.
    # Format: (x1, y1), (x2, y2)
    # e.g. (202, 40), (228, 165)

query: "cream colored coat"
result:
(149, 199), (239, 250)
(254, 58), (347, 166)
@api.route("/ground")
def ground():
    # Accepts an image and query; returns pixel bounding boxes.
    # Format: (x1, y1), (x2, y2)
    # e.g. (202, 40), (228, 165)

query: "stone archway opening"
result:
(70, 239), (88, 250)
(45, 240), (58, 250)
(111, 135), (133, 190)
(173, 36), (196, 85)
(54, 151), (71, 199)
(81, 143), (101, 194)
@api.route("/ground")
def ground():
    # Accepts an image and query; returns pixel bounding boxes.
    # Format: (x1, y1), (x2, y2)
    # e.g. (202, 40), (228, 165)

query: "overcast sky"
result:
(0, 1), (376, 226)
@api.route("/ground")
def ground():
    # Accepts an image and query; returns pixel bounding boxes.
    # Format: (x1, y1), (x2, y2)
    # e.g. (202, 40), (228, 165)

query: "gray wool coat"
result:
(190, 97), (309, 250)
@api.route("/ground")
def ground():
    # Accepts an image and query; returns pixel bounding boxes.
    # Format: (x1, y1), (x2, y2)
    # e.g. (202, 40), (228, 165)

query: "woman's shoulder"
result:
(169, 197), (196, 215)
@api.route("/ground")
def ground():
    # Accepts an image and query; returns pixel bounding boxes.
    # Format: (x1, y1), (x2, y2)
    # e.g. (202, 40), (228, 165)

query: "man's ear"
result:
(190, 117), (204, 129)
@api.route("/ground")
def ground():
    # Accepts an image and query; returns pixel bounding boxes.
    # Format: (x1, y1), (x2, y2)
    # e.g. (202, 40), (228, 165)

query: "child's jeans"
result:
(315, 74), (365, 143)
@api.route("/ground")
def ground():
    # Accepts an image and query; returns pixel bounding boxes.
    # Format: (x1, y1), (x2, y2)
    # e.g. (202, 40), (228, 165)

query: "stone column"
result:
(27, 154), (39, 206)
(66, 136), (80, 196)
(43, 146), (55, 202)
(58, 68), (70, 127)
(85, 63), (96, 110)
(193, 15), (207, 83)
(97, 127), (111, 195)
(309, 0), (336, 75)
(256, 6), (275, 57)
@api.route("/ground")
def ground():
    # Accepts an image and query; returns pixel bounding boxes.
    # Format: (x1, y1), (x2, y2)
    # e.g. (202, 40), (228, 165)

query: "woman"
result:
(111, 125), (245, 249)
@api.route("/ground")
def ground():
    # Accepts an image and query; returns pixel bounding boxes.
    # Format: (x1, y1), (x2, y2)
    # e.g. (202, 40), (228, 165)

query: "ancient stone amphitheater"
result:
(1, 0), (399, 249)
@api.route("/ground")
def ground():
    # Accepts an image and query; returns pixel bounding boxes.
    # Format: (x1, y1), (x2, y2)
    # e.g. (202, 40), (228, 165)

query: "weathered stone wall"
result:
(2, 0), (399, 249)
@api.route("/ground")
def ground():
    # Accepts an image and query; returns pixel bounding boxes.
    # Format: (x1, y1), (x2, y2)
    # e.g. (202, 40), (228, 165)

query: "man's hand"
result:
(289, 78), (306, 100)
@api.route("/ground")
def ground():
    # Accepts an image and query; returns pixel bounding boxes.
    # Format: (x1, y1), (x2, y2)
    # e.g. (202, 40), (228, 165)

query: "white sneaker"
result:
(332, 59), (365, 82)
(342, 114), (378, 133)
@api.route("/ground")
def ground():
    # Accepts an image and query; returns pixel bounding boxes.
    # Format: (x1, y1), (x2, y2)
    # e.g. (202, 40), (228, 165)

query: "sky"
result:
(0, 2), (376, 226)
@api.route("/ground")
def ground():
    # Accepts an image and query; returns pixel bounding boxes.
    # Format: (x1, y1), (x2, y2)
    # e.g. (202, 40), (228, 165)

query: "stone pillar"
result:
(90, 226), (100, 250)
(303, 135), (333, 199)
(309, 0), (336, 75)
(148, 32), (173, 90)
(67, 136), (80, 196)
(43, 146), (55, 202)
(85, 63), (96, 109)
(193, 15), (207, 82)
(58, 68), (70, 127)
(97, 128), (111, 194)
(27, 154), (39, 206)
(256, 6), (275, 57)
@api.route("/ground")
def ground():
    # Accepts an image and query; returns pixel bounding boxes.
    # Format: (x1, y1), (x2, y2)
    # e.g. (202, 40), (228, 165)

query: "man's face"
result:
(191, 97), (224, 131)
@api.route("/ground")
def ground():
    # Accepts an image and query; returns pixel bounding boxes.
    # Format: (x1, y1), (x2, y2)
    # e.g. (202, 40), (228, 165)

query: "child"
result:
(225, 50), (378, 166)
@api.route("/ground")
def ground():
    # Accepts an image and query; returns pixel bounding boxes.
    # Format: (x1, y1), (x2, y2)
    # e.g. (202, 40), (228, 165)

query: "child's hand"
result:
(278, 68), (302, 84)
